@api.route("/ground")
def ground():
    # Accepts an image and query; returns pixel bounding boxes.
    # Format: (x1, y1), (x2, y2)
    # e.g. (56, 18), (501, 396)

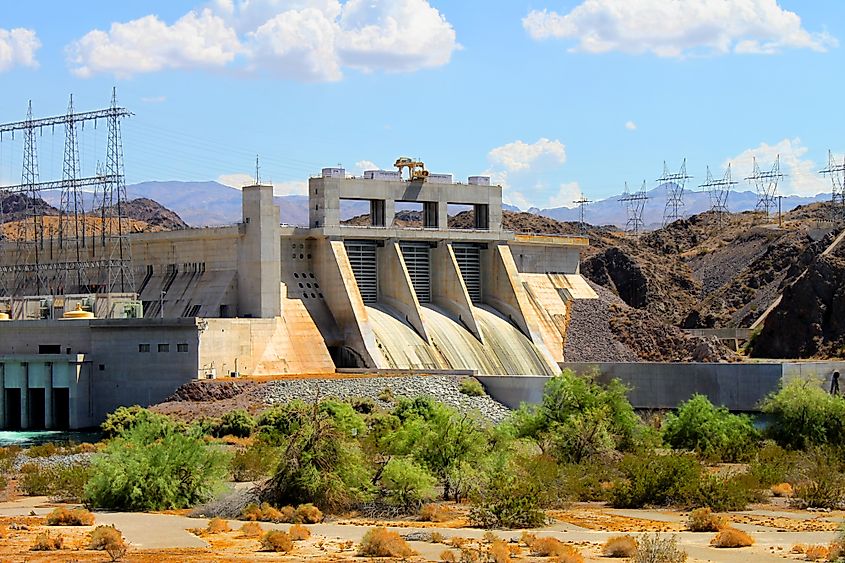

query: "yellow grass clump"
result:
(710, 528), (754, 548)
(31, 531), (64, 551)
(293, 503), (323, 524)
(206, 517), (231, 534)
(687, 507), (728, 532)
(602, 534), (638, 557)
(261, 530), (293, 553)
(289, 523), (311, 541)
(358, 527), (415, 558)
(488, 539), (512, 563)
(804, 544), (829, 561)
(239, 522), (263, 538)
(440, 549), (458, 562)
(46, 507), (95, 526)
(420, 503), (457, 522)
(771, 482), (794, 497)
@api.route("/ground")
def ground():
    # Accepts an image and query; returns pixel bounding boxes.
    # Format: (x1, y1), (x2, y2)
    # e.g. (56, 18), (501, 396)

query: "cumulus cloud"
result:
(625, 120), (637, 131)
(218, 172), (307, 196)
(488, 138), (566, 172)
(723, 138), (831, 197)
(546, 181), (584, 208)
(67, 0), (459, 81)
(0, 27), (41, 72)
(523, 0), (837, 58)
(355, 160), (380, 173)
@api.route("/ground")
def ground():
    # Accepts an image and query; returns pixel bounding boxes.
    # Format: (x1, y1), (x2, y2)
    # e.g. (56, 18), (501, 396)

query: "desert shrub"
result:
(511, 370), (652, 463)
(528, 536), (582, 561)
(84, 419), (229, 511)
(89, 525), (127, 560)
(0, 445), (21, 471)
(556, 546), (585, 563)
(46, 506), (95, 526)
(710, 527), (754, 548)
(289, 523), (310, 541)
(293, 503), (323, 524)
(101, 405), (174, 438)
(211, 409), (256, 438)
(633, 533), (687, 563)
(827, 541), (844, 561)
(603, 535), (638, 557)
(26, 443), (60, 458)
(661, 395), (759, 462)
(206, 517), (230, 534)
(32, 531), (64, 551)
(469, 464), (546, 529)
(378, 387), (395, 403)
(258, 401), (372, 512)
(761, 379), (845, 449)
(459, 378), (485, 397)
(19, 462), (89, 502)
(693, 472), (760, 512)
(441, 549), (458, 562)
(791, 447), (845, 509)
(686, 508), (727, 532)
(419, 503), (457, 522)
(230, 442), (281, 482)
(488, 539), (511, 563)
(804, 545), (830, 561)
(747, 442), (798, 487)
(358, 527), (415, 558)
(380, 457), (437, 507)
(261, 530), (293, 552)
(556, 458), (620, 502)
(771, 482), (794, 497)
(240, 521), (263, 537)
(608, 453), (701, 508)
(242, 502), (294, 522)
(241, 503), (263, 521)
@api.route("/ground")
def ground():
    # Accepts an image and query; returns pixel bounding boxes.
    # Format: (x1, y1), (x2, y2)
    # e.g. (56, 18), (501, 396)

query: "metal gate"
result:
(400, 242), (431, 303)
(453, 244), (481, 303)
(344, 240), (378, 303)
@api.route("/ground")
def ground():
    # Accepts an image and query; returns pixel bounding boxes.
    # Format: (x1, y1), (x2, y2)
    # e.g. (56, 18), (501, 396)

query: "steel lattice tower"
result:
(619, 181), (648, 235)
(746, 156), (783, 218)
(572, 196), (591, 235)
(658, 159), (692, 226)
(700, 163), (737, 227)
(820, 150), (845, 224)
(105, 87), (134, 293)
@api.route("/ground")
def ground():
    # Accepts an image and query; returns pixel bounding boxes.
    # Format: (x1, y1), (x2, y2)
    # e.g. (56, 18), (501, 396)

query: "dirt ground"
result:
(0, 499), (841, 562)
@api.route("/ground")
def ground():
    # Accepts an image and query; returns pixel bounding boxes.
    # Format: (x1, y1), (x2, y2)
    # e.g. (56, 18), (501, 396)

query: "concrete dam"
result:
(0, 166), (598, 428)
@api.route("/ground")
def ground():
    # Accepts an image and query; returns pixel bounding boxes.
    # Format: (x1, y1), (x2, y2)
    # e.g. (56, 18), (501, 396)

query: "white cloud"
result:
(0, 27), (41, 72)
(723, 138), (830, 197)
(218, 172), (307, 196)
(67, 0), (459, 81)
(625, 120), (637, 131)
(546, 181), (584, 208)
(523, 0), (837, 58)
(141, 95), (167, 104)
(487, 138), (566, 172)
(355, 160), (380, 173)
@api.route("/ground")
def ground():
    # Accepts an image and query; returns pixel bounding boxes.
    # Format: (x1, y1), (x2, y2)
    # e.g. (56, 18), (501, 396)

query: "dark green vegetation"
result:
(3, 371), (845, 525)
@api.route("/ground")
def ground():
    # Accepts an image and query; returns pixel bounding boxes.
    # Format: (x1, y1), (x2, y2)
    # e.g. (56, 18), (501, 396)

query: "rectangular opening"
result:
(344, 240), (379, 303)
(158, 343), (170, 353)
(52, 388), (70, 430)
(139, 343), (150, 353)
(38, 344), (61, 355)
(339, 199), (372, 225)
(4, 389), (20, 430)
(28, 388), (45, 430)
(394, 201), (423, 227)
(453, 243), (483, 303)
(400, 242), (432, 303)
(447, 204), (475, 229)
(177, 343), (189, 352)
(369, 199), (386, 227)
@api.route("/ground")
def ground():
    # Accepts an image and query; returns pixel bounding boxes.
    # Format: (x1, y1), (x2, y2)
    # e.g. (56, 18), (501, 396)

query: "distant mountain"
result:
(535, 184), (829, 229)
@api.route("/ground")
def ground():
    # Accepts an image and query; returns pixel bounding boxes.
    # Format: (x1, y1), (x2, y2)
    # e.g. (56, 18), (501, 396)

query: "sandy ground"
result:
(0, 497), (840, 562)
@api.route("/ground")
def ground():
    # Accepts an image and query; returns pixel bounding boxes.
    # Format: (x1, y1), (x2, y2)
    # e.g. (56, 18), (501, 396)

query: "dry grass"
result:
(294, 503), (323, 524)
(420, 503), (458, 522)
(804, 544), (830, 561)
(206, 517), (231, 534)
(430, 532), (446, 544)
(633, 534), (687, 563)
(687, 508), (728, 532)
(771, 482), (794, 497)
(488, 539), (511, 563)
(710, 528), (754, 548)
(440, 549), (458, 562)
(289, 523), (311, 541)
(239, 522), (263, 538)
(358, 527), (415, 558)
(261, 530), (293, 553)
(88, 525), (127, 561)
(31, 531), (64, 551)
(450, 536), (469, 548)
(46, 506), (96, 526)
(528, 536), (582, 561)
(602, 535), (638, 557)
(520, 532), (537, 547)
(241, 502), (296, 523)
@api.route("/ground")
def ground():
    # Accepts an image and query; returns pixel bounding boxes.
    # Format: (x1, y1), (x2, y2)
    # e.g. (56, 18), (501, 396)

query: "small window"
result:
(177, 343), (189, 353)
(139, 344), (150, 353)
(158, 343), (170, 353)
(38, 344), (61, 354)
(99, 364), (105, 371)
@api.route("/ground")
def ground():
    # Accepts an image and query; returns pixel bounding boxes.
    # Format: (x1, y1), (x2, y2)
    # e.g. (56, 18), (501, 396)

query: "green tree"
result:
(761, 378), (845, 449)
(211, 409), (256, 438)
(100, 406), (175, 438)
(379, 457), (436, 507)
(85, 420), (229, 511)
(662, 394), (760, 461)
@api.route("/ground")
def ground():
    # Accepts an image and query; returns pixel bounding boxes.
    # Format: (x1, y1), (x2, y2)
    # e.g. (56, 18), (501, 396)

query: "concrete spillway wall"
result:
(479, 361), (845, 412)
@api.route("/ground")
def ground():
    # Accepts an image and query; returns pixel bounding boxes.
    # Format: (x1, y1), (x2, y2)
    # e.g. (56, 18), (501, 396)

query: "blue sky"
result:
(0, 0), (843, 210)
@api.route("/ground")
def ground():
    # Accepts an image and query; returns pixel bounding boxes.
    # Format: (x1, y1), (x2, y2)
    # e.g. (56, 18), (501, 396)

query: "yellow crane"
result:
(394, 157), (429, 181)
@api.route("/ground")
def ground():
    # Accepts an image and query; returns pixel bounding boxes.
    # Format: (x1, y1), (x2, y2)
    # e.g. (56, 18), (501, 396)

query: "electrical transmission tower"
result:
(745, 156), (783, 218)
(572, 195), (591, 235)
(619, 181), (649, 236)
(820, 150), (845, 224)
(699, 163), (737, 227)
(0, 90), (133, 297)
(658, 159), (691, 226)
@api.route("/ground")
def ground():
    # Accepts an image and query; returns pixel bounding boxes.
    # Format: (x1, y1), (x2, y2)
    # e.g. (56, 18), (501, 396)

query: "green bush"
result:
(459, 378), (485, 397)
(608, 453), (702, 509)
(379, 457), (437, 507)
(211, 409), (256, 438)
(791, 447), (845, 509)
(662, 394), (760, 462)
(747, 442), (798, 487)
(761, 379), (845, 449)
(469, 463), (547, 529)
(101, 405), (175, 438)
(230, 442), (281, 482)
(19, 462), (89, 502)
(84, 419), (229, 511)
(510, 370), (652, 463)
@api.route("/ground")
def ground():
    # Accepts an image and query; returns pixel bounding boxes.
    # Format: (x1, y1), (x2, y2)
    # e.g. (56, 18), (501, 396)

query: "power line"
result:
(699, 163), (737, 227)
(820, 150), (845, 224)
(658, 159), (692, 226)
(619, 180), (648, 236)
(745, 155), (783, 218)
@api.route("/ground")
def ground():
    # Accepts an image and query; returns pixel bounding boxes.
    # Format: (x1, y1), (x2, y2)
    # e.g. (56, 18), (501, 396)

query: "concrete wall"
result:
(238, 185), (282, 318)
(478, 361), (845, 412)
